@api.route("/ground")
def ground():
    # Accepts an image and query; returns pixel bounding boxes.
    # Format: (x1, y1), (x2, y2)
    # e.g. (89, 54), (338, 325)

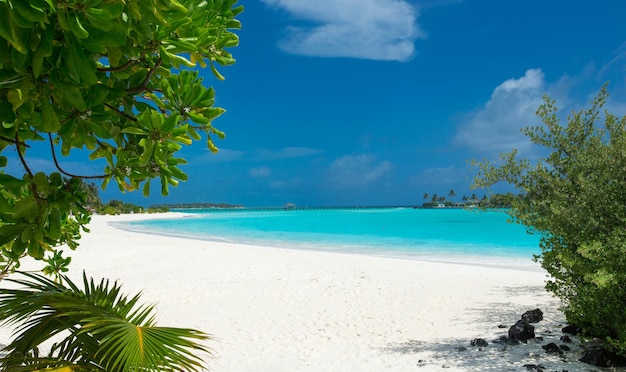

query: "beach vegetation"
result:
(96, 199), (169, 215)
(0, 271), (211, 371)
(149, 202), (243, 209)
(473, 84), (626, 356)
(0, 0), (241, 271)
(0, 0), (242, 369)
(420, 191), (510, 208)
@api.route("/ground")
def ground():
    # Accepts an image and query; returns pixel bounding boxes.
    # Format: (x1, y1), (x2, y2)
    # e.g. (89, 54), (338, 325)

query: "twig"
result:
(97, 59), (137, 72)
(103, 103), (137, 122)
(126, 58), (162, 94)
(0, 135), (30, 147)
(15, 133), (33, 178)
(48, 133), (108, 179)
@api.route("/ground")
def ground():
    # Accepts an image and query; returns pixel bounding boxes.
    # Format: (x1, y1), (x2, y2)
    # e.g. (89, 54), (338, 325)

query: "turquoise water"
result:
(119, 208), (542, 267)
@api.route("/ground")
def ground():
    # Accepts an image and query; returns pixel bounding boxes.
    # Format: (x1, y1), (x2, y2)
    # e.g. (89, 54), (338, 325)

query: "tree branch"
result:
(126, 58), (162, 94)
(15, 133), (33, 178)
(0, 135), (30, 147)
(103, 103), (137, 122)
(48, 133), (108, 179)
(97, 59), (138, 73)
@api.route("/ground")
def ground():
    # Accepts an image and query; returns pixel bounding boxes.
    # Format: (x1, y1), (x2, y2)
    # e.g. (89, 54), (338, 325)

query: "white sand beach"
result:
(2, 214), (595, 371)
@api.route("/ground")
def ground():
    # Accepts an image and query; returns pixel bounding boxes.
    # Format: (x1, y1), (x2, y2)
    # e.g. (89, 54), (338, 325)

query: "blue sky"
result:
(10, 0), (626, 207)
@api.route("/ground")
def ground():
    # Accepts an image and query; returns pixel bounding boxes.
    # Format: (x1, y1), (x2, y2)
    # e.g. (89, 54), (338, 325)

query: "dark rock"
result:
(559, 335), (572, 343)
(561, 324), (581, 335)
(559, 344), (571, 352)
(542, 342), (563, 355)
(534, 336), (544, 341)
(521, 308), (544, 323)
(497, 324), (507, 328)
(508, 319), (535, 343)
(523, 364), (545, 371)
(455, 346), (467, 352)
(470, 338), (488, 347)
(579, 340), (626, 367)
(493, 335), (509, 344)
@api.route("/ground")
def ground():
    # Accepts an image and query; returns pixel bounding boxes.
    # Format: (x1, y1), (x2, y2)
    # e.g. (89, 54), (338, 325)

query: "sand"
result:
(1, 213), (598, 371)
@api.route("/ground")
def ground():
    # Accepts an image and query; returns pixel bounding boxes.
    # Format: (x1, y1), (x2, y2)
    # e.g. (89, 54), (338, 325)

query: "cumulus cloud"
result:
(454, 69), (547, 154)
(328, 154), (392, 187)
(260, 0), (425, 62)
(249, 166), (271, 178)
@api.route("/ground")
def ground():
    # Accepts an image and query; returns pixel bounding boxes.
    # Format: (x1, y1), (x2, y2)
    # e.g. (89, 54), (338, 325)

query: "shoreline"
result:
(112, 212), (544, 273)
(1, 213), (595, 371)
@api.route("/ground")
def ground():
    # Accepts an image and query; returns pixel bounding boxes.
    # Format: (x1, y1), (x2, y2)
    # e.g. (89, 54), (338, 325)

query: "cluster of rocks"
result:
(464, 308), (626, 370)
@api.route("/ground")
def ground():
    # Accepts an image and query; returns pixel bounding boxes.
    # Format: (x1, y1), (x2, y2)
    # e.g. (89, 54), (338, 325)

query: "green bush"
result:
(473, 85), (626, 354)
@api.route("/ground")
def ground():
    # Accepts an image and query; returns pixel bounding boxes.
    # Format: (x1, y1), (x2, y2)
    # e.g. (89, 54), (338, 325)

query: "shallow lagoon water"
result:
(120, 208), (542, 268)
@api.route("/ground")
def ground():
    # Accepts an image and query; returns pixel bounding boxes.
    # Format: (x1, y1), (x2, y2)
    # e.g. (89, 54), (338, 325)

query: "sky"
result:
(9, 0), (626, 207)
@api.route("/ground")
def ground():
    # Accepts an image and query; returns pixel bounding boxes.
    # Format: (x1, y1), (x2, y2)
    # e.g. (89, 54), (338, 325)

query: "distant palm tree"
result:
(431, 193), (438, 202)
(448, 189), (456, 200)
(0, 272), (211, 372)
(423, 193), (429, 201)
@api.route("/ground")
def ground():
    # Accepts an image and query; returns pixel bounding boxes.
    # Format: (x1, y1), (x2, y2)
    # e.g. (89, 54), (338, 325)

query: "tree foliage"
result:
(0, 0), (242, 276)
(0, 0), (242, 368)
(473, 85), (626, 354)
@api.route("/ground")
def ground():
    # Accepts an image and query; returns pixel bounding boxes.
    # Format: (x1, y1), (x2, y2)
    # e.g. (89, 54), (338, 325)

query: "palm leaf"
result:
(0, 272), (213, 371)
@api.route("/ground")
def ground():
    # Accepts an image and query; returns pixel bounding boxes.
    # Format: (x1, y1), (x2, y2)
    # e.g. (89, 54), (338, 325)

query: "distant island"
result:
(421, 191), (516, 209)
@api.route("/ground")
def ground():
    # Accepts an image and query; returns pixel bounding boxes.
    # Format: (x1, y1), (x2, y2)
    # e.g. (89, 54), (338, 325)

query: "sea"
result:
(117, 207), (543, 269)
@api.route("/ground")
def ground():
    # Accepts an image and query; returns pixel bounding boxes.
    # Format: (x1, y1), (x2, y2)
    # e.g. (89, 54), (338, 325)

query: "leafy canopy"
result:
(0, 0), (242, 275)
(473, 85), (626, 354)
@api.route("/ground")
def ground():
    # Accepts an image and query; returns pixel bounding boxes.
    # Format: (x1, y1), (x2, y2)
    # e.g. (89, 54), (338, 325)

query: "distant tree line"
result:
(149, 202), (244, 209)
(421, 189), (518, 208)
(83, 183), (169, 215)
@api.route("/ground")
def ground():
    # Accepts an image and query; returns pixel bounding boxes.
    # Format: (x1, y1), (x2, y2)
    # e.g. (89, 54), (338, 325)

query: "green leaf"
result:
(142, 180), (151, 197)
(47, 208), (61, 240)
(27, 238), (44, 259)
(7, 89), (25, 111)
(0, 3), (15, 44)
(209, 60), (225, 80)
(40, 97), (61, 132)
(0, 174), (25, 194)
(121, 127), (149, 135)
(0, 224), (24, 246)
(0, 272), (212, 371)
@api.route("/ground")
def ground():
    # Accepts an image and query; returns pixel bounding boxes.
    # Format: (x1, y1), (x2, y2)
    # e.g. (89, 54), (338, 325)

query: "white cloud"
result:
(328, 154), (392, 187)
(249, 166), (271, 178)
(260, 0), (425, 62)
(254, 147), (324, 160)
(454, 69), (547, 154)
(196, 148), (245, 163)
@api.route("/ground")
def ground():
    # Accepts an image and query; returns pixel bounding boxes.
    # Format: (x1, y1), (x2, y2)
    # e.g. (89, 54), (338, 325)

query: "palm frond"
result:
(0, 272), (213, 372)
